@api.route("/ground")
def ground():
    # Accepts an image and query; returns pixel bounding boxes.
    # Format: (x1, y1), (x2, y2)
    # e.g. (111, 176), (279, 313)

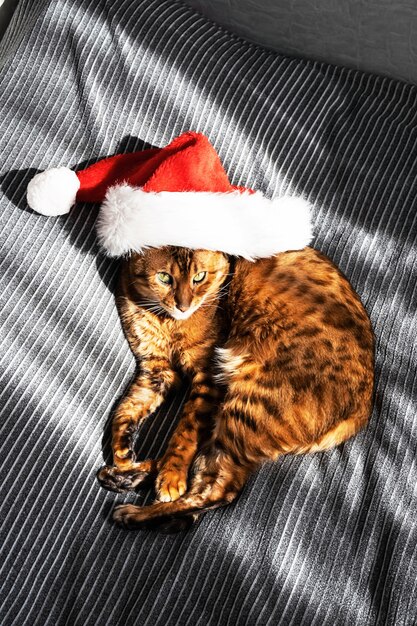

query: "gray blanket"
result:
(1, 1), (416, 625)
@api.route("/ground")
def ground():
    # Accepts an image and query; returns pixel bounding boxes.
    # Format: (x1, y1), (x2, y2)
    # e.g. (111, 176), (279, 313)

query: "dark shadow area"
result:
(0, 168), (42, 212)
(0, 0), (17, 41)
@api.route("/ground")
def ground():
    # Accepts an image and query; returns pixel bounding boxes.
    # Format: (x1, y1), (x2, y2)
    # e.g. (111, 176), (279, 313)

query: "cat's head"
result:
(127, 247), (230, 320)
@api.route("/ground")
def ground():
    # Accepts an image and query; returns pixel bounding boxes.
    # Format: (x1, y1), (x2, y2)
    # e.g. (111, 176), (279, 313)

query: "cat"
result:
(97, 246), (374, 531)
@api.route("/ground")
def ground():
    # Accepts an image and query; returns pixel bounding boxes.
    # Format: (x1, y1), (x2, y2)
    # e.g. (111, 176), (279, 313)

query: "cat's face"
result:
(128, 247), (230, 320)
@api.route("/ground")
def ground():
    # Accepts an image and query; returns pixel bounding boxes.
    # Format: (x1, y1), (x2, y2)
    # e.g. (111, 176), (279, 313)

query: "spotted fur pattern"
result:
(97, 247), (374, 531)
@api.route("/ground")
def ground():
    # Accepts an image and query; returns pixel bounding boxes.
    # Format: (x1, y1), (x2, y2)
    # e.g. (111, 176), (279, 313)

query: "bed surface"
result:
(1, 1), (416, 625)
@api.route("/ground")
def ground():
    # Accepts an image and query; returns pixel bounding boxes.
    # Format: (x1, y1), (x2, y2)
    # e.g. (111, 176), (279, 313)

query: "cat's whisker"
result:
(215, 284), (231, 294)
(200, 296), (220, 306)
(200, 305), (223, 312)
(127, 279), (144, 288)
(135, 300), (163, 310)
(147, 305), (166, 314)
(205, 294), (226, 304)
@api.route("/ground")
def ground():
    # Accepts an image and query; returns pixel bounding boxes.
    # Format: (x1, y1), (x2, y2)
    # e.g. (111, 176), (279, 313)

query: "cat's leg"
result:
(156, 371), (219, 502)
(98, 366), (179, 492)
(111, 367), (180, 469)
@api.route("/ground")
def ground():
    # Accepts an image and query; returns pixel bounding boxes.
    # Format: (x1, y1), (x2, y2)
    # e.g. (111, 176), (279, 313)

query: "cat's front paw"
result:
(97, 464), (151, 493)
(156, 469), (187, 502)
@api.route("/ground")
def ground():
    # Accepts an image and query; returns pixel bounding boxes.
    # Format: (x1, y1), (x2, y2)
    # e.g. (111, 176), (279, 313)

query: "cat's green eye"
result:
(193, 271), (206, 284)
(157, 272), (172, 285)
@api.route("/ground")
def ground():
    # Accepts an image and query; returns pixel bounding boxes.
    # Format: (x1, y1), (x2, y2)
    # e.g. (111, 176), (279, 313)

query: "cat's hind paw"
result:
(113, 504), (143, 529)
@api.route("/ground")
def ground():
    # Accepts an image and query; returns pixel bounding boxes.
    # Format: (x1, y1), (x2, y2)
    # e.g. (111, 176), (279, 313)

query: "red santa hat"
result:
(26, 131), (313, 259)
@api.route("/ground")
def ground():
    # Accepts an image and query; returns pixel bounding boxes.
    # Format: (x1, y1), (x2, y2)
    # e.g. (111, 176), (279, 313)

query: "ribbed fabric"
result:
(0, 1), (416, 625)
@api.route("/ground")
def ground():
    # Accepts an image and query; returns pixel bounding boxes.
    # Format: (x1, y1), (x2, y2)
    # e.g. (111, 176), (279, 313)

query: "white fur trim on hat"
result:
(97, 184), (313, 259)
(27, 167), (80, 216)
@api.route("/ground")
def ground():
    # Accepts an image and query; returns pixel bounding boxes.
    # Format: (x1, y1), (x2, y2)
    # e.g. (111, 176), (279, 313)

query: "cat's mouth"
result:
(169, 305), (200, 321)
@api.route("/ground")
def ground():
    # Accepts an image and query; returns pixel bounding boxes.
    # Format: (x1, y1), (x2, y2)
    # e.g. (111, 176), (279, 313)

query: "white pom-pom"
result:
(27, 167), (80, 216)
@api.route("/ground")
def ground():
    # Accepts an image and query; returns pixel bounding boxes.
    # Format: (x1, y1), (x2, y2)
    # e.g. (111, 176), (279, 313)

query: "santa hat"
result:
(26, 131), (313, 259)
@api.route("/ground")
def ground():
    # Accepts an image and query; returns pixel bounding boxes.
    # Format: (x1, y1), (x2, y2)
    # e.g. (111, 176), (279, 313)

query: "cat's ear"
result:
(220, 252), (231, 268)
(195, 249), (229, 269)
(211, 250), (229, 263)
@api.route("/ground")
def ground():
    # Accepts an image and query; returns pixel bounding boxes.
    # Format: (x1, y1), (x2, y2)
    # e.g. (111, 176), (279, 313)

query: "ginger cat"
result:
(98, 246), (374, 531)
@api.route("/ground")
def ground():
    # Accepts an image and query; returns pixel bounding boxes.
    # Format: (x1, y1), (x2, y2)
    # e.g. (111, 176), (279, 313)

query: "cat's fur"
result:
(97, 246), (374, 531)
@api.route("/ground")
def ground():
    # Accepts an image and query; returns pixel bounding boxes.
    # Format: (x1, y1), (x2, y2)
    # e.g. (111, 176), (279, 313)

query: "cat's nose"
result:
(176, 303), (189, 312)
